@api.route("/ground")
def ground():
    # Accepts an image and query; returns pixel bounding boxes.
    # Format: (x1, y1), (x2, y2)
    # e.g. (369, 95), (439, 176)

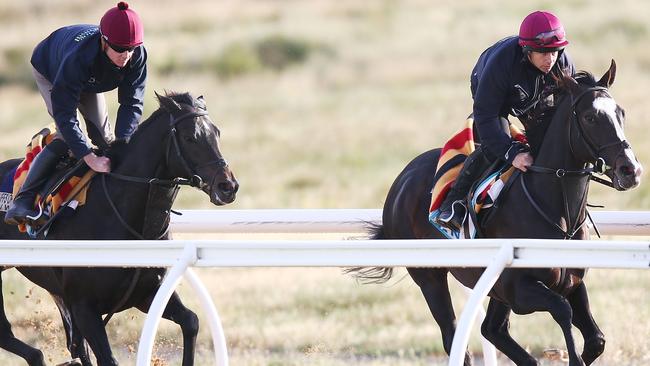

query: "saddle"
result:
(5, 124), (94, 235)
(428, 118), (524, 239)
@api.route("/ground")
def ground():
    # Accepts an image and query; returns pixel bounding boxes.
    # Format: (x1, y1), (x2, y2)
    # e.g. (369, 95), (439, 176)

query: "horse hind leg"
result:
(406, 268), (473, 366)
(0, 270), (46, 366)
(567, 283), (605, 365)
(480, 298), (537, 366)
(138, 291), (198, 366)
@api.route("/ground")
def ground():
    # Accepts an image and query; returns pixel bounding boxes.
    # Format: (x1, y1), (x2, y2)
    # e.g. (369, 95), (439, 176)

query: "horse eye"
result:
(584, 114), (596, 124)
(183, 135), (197, 143)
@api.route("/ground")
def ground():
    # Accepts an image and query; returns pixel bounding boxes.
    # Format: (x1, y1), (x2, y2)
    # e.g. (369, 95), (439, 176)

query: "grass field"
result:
(1, 0), (649, 365)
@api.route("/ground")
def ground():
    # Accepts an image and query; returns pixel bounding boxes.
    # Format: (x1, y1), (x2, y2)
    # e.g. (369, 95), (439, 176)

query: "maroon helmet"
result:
(518, 11), (568, 52)
(100, 2), (143, 49)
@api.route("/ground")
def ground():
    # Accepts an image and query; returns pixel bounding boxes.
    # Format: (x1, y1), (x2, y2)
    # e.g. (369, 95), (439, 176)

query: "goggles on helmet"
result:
(522, 28), (566, 47)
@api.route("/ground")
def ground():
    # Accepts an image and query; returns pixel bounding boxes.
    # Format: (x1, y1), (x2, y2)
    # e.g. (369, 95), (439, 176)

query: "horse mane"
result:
(554, 70), (598, 100)
(573, 71), (597, 87)
(145, 91), (202, 123)
(106, 91), (200, 161)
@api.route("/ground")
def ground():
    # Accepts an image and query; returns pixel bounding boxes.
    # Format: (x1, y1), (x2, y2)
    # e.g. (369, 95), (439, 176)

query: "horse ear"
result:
(155, 91), (182, 112)
(596, 59), (616, 88)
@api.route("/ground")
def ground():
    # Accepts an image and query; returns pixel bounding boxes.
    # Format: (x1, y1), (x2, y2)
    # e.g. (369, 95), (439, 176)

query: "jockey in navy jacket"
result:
(470, 36), (575, 163)
(5, 2), (146, 227)
(434, 11), (576, 232)
(31, 24), (147, 159)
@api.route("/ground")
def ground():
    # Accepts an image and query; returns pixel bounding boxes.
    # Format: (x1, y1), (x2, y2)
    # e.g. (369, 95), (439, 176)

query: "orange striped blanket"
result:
(12, 124), (93, 232)
(428, 118), (526, 237)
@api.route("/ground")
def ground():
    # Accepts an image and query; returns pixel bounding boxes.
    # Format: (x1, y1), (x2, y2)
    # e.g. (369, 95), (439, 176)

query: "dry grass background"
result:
(0, 0), (649, 365)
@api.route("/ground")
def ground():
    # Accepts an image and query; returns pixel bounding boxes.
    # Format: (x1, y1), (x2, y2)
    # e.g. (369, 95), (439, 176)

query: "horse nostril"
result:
(218, 182), (235, 194)
(619, 165), (636, 177)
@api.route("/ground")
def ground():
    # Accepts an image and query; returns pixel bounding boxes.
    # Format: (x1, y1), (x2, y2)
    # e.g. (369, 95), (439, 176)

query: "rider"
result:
(5, 2), (147, 225)
(435, 10), (576, 231)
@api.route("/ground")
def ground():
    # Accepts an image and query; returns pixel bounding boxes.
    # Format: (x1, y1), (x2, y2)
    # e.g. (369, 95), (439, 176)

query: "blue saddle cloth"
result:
(0, 166), (18, 212)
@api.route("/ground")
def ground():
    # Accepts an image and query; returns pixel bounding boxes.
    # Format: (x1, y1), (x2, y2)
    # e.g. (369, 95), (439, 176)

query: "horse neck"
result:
(115, 114), (170, 178)
(534, 98), (582, 170)
(90, 113), (176, 238)
(525, 96), (591, 231)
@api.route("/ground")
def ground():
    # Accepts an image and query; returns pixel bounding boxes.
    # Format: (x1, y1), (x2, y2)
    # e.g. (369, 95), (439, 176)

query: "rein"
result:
(521, 85), (624, 239)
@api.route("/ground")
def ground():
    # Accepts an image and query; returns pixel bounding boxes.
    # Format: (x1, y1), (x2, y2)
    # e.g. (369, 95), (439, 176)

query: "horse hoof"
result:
(56, 358), (82, 366)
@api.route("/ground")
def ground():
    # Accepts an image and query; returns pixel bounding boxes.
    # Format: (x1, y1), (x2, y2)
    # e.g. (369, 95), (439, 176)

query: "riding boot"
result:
(4, 145), (63, 225)
(435, 147), (493, 231)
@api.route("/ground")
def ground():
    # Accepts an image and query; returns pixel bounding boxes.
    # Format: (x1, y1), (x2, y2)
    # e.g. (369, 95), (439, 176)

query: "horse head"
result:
(155, 92), (239, 205)
(557, 60), (642, 191)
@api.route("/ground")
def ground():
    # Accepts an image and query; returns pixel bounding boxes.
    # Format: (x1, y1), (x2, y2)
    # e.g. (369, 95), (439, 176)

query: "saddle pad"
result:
(11, 124), (93, 233)
(0, 166), (18, 212)
(429, 166), (514, 239)
(428, 118), (526, 239)
(12, 123), (58, 195)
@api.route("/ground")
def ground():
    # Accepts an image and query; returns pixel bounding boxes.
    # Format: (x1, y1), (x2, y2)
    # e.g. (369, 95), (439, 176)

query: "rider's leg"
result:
(78, 92), (113, 150)
(4, 139), (68, 225)
(435, 146), (493, 231)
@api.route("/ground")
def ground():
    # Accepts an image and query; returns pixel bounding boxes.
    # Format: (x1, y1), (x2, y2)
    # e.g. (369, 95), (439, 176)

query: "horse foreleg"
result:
(511, 279), (584, 366)
(567, 282), (605, 365)
(137, 291), (198, 366)
(407, 268), (472, 366)
(480, 298), (536, 365)
(51, 294), (92, 366)
(0, 270), (46, 366)
(70, 302), (118, 366)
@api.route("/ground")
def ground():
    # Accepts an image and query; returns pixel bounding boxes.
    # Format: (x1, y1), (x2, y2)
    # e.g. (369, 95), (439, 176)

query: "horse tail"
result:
(343, 223), (395, 284)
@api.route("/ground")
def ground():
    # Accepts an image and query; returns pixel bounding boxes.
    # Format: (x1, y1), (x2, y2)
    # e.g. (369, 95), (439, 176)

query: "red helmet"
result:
(100, 2), (143, 48)
(518, 11), (568, 52)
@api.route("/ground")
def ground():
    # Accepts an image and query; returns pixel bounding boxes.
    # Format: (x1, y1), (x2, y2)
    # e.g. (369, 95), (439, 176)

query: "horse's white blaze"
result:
(593, 97), (625, 140)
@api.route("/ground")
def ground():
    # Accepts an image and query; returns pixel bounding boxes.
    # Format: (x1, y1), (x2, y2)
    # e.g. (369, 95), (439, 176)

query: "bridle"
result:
(103, 107), (228, 240)
(567, 87), (630, 171)
(521, 85), (629, 239)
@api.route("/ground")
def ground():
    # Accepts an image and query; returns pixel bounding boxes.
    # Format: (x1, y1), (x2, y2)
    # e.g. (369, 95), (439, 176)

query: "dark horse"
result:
(0, 92), (239, 365)
(350, 61), (642, 366)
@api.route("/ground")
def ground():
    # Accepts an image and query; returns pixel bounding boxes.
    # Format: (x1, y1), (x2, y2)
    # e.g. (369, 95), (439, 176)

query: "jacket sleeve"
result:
(115, 47), (147, 140)
(50, 54), (92, 159)
(472, 56), (524, 163)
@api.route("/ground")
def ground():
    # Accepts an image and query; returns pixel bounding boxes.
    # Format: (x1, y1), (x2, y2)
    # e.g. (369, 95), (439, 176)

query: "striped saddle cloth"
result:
(428, 117), (525, 239)
(7, 124), (94, 234)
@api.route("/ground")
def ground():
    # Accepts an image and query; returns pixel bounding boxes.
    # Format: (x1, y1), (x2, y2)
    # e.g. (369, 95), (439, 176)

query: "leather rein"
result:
(520, 86), (630, 239)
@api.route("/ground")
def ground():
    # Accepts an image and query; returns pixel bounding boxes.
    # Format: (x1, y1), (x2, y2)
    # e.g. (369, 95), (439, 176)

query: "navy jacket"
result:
(31, 24), (147, 158)
(471, 36), (575, 162)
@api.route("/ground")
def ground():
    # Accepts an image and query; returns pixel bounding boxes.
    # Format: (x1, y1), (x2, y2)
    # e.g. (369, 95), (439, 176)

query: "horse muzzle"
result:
(207, 174), (239, 205)
(610, 152), (642, 191)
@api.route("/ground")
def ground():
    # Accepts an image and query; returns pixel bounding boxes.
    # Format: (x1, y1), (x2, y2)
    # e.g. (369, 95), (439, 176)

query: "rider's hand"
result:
(512, 152), (533, 172)
(83, 152), (111, 173)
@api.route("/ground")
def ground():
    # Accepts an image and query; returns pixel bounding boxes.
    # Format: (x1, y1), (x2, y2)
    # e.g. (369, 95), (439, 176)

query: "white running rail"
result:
(170, 209), (650, 235)
(1, 237), (648, 366)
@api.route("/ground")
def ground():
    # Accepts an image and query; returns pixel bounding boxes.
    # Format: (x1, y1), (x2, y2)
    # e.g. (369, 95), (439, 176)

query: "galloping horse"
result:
(350, 61), (642, 366)
(0, 92), (239, 366)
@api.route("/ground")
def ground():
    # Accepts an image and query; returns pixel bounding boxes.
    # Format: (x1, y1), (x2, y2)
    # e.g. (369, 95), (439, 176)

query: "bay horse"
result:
(349, 60), (642, 366)
(0, 92), (239, 366)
